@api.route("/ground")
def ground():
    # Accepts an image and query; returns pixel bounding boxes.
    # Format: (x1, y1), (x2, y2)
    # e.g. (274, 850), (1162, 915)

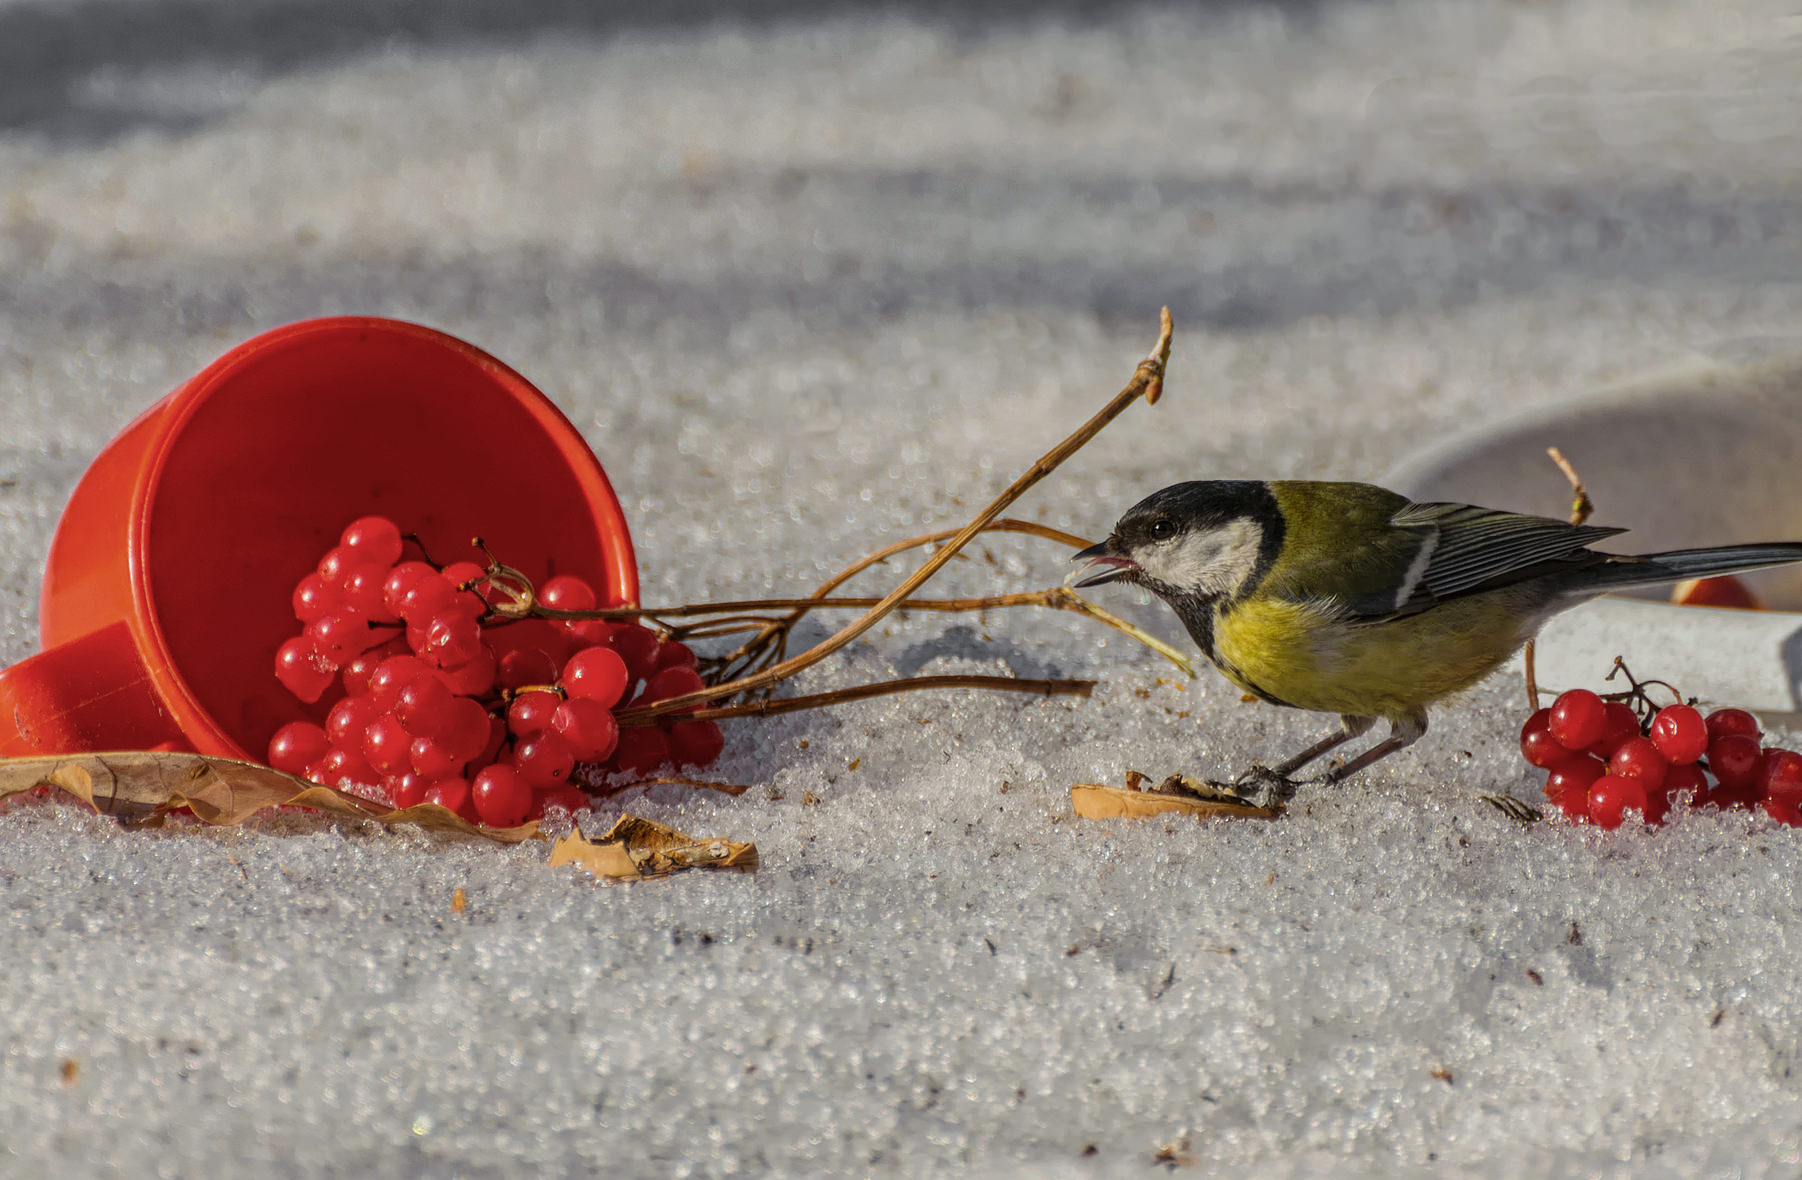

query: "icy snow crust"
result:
(4, 1), (1802, 1175)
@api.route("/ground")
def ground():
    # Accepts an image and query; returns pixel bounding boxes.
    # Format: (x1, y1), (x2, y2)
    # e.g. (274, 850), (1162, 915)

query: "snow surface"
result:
(4, 1), (1802, 1175)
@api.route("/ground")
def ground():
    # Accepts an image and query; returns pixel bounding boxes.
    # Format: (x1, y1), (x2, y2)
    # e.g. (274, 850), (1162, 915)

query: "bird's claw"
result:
(1203, 762), (1300, 811)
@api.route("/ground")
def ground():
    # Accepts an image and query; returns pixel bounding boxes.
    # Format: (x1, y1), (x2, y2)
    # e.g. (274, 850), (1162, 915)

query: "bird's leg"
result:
(1321, 709), (1428, 784)
(1224, 715), (1375, 809)
(1270, 715), (1376, 778)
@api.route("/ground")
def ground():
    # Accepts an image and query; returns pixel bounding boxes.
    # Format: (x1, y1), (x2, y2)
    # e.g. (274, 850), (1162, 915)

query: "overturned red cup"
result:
(0, 317), (637, 760)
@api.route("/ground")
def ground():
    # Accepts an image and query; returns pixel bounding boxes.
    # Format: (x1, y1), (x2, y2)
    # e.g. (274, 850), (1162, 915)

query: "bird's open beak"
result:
(1067, 539), (1137, 588)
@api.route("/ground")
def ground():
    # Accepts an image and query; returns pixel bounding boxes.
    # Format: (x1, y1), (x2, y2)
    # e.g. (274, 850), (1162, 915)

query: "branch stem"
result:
(616, 309), (1175, 725)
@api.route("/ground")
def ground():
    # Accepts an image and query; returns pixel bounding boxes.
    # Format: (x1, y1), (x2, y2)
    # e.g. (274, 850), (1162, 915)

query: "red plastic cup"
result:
(0, 316), (637, 760)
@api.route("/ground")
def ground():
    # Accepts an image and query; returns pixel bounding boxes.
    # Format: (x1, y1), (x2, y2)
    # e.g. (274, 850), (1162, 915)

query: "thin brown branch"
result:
(1547, 445), (1593, 527)
(704, 517), (1093, 678)
(616, 308), (1175, 725)
(1525, 445), (1597, 709)
(631, 674), (1094, 723)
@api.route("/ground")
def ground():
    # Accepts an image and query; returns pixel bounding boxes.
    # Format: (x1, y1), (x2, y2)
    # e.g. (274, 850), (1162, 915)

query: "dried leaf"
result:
(0, 752), (538, 842)
(549, 814), (758, 882)
(1070, 777), (1278, 822)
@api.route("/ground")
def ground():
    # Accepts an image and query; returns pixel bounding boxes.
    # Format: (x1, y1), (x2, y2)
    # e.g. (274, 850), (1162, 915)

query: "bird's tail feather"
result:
(1584, 543), (1802, 592)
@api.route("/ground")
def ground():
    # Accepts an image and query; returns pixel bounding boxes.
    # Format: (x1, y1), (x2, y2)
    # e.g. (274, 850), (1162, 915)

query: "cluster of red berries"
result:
(266, 515), (725, 827)
(1520, 688), (1801, 828)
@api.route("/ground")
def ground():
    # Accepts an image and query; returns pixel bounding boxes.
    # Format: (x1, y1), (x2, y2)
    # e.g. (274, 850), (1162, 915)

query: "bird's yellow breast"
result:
(1210, 592), (1535, 719)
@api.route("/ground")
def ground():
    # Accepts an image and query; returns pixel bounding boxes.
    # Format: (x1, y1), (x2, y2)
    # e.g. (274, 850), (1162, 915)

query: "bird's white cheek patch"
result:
(1139, 521), (1264, 598)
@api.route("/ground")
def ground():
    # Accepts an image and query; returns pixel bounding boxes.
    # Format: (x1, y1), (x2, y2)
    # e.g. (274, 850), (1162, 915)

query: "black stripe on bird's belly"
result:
(1173, 593), (1298, 711)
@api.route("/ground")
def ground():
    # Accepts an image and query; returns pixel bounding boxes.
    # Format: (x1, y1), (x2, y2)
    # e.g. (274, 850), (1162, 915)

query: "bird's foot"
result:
(1200, 762), (1301, 811)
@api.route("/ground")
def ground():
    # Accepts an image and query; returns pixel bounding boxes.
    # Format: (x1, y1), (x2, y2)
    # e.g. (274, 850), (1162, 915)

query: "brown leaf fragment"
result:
(1070, 776), (1278, 822)
(0, 752), (538, 842)
(549, 814), (758, 883)
(451, 888), (468, 914)
(1151, 1138), (1197, 1169)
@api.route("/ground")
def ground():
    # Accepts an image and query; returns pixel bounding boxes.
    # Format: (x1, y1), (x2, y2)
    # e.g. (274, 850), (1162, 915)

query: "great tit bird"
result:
(1070, 480), (1802, 805)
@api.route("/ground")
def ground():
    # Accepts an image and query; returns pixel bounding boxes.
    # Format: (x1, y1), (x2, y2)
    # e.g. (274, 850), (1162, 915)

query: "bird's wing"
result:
(1348, 501), (1627, 618)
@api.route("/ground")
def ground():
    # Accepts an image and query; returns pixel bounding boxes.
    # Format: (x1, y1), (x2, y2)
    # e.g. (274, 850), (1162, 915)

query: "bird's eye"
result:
(1149, 519), (1174, 540)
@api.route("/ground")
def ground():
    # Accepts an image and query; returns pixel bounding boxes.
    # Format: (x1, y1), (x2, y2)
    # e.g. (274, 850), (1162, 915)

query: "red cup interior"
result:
(108, 318), (634, 759)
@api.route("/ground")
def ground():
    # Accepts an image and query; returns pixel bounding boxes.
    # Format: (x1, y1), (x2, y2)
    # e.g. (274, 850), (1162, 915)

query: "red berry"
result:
(607, 624), (661, 682)
(654, 641), (700, 673)
(424, 777), (477, 822)
(340, 565), (396, 622)
(1708, 734), (1763, 789)
(540, 575), (597, 612)
(292, 573), (338, 623)
(340, 649), (386, 698)
(267, 721), (331, 775)
(610, 726), (670, 777)
(1588, 775), (1649, 829)
(340, 515), (403, 567)
(513, 731), (576, 789)
(442, 560), (486, 591)
(389, 773), (430, 809)
(326, 693), (384, 749)
(1608, 736), (1668, 792)
(1705, 708), (1761, 743)
(362, 713), (415, 777)
(1587, 703), (1641, 759)
(394, 675), (455, 738)
(472, 765), (532, 827)
(367, 653), (431, 705)
(538, 785), (590, 816)
(382, 562), (436, 616)
(318, 745), (378, 790)
(498, 645), (561, 690)
(307, 613), (384, 664)
(476, 714), (508, 768)
(642, 665), (706, 707)
(439, 645), (497, 697)
(1555, 780), (1592, 822)
(491, 619), (568, 673)
(1522, 722), (1578, 771)
(441, 697), (495, 763)
(561, 646), (630, 707)
(507, 691), (560, 738)
(551, 697), (621, 761)
(668, 720), (725, 768)
(564, 619), (613, 648)
(1758, 749), (1802, 805)
(409, 735), (463, 780)
(1763, 797), (1802, 826)
(316, 545), (362, 585)
(418, 612), (483, 668)
(1544, 755), (1606, 806)
(274, 636), (336, 702)
(1662, 761), (1708, 805)
(1548, 689), (1607, 750)
(400, 575), (460, 623)
(1649, 705), (1708, 765)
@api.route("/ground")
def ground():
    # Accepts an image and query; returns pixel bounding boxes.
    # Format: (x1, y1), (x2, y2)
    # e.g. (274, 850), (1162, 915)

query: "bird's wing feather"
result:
(1344, 501), (1627, 618)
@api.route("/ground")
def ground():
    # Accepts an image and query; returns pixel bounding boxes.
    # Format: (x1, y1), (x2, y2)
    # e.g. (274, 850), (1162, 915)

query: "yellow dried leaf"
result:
(549, 814), (758, 883)
(0, 752), (538, 842)
(1070, 779), (1277, 822)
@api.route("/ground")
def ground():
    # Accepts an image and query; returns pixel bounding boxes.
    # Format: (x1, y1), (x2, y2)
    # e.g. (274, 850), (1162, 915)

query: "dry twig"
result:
(472, 313), (1177, 725)
(1524, 444), (1596, 709)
